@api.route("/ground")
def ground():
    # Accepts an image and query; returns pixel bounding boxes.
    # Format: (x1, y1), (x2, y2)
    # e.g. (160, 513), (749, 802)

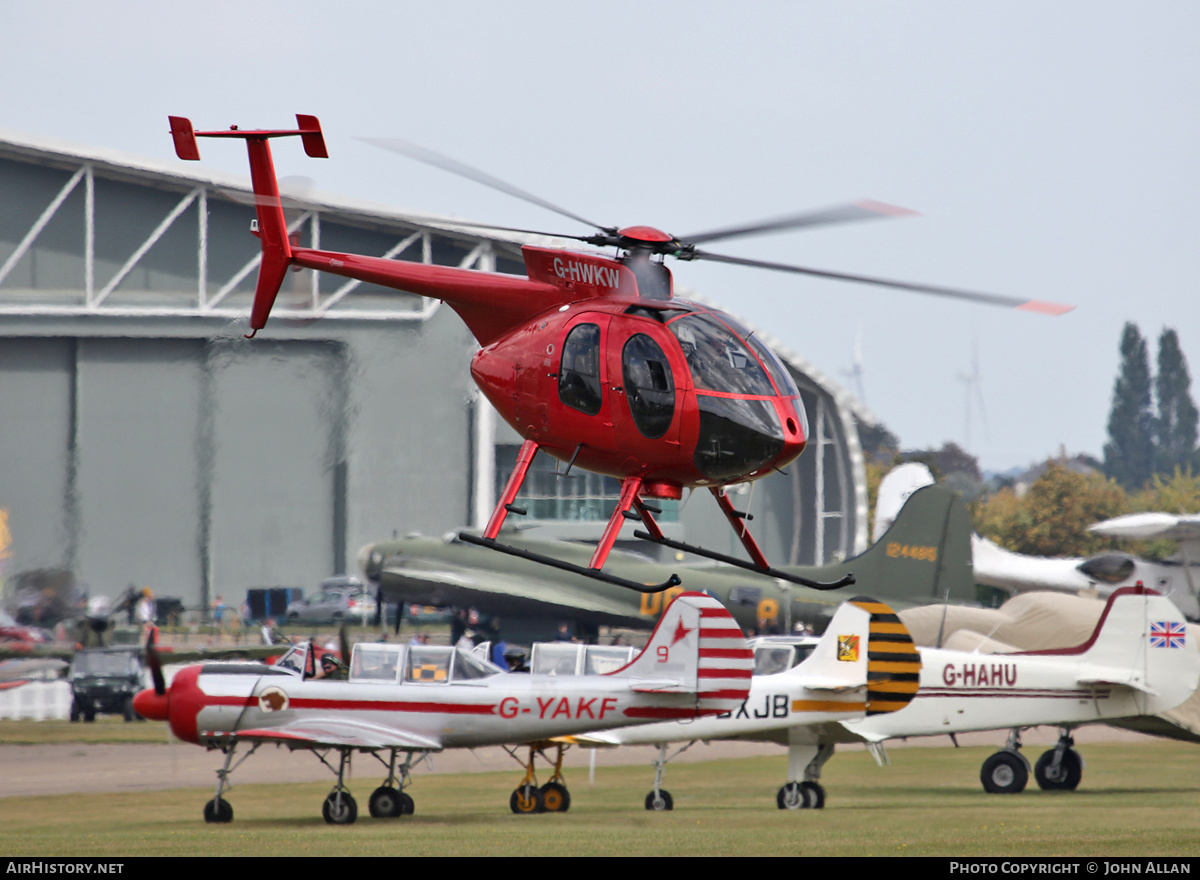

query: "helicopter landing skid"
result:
(631, 530), (855, 590)
(456, 533), (681, 594)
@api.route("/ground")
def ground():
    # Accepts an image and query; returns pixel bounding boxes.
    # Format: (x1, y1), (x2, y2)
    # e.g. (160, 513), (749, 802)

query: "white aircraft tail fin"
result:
(1018, 585), (1200, 713)
(606, 591), (752, 717)
(794, 597), (922, 717)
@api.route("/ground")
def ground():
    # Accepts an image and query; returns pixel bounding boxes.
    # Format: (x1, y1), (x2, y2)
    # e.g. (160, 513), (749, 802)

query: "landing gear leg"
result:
(645, 741), (696, 811)
(980, 729), (1031, 794)
(1034, 729), (1083, 791)
(368, 748), (419, 818)
(540, 743), (571, 813)
(203, 741), (261, 823)
(508, 744), (544, 814)
(778, 739), (833, 810)
(313, 747), (358, 824)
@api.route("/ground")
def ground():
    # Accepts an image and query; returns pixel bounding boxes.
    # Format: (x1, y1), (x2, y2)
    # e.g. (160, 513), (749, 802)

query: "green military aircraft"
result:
(360, 484), (977, 642)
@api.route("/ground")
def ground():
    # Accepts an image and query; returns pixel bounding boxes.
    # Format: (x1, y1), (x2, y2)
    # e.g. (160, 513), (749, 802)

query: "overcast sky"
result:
(5, 1), (1198, 472)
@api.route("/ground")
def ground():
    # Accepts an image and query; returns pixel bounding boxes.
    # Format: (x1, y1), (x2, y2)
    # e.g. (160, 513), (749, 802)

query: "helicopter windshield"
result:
(717, 315), (802, 399)
(667, 313), (787, 481)
(667, 314), (774, 396)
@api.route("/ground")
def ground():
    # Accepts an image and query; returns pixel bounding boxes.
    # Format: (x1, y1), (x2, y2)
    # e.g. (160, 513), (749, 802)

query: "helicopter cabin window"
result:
(621, 333), (675, 438)
(558, 323), (603, 415)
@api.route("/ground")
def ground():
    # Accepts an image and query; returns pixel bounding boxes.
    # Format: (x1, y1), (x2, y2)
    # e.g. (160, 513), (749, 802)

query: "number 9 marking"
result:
(657, 645), (669, 663)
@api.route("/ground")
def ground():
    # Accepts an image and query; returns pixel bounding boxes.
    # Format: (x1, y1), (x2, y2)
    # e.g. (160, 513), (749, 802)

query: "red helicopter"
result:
(167, 114), (1071, 595)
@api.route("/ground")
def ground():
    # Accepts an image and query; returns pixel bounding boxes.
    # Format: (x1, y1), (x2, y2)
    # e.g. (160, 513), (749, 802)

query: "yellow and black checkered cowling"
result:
(850, 597), (921, 716)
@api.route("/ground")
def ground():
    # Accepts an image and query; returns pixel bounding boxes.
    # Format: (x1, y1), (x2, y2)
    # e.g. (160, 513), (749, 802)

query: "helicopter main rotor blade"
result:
(360, 137), (610, 234)
(680, 200), (916, 246)
(693, 249), (1074, 315)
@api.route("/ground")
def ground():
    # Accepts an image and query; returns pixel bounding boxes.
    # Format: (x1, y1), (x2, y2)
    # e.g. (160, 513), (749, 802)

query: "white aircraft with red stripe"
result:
(133, 591), (751, 824)
(570, 586), (1199, 809)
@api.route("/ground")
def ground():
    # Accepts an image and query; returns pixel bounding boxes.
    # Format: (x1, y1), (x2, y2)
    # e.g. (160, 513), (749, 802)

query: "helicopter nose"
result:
(133, 687), (169, 722)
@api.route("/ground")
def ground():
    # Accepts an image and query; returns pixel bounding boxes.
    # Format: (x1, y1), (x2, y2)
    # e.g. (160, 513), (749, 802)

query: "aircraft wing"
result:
(1089, 512), (1200, 543)
(228, 717), (443, 751)
(379, 556), (647, 625)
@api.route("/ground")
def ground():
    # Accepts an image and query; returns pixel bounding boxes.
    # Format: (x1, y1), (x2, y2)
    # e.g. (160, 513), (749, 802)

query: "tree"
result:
(1103, 323), (1155, 489)
(974, 462), (1128, 557)
(1154, 328), (1199, 476)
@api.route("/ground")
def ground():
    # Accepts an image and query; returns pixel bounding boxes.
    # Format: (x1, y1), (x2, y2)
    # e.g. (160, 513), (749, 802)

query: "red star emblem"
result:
(671, 618), (693, 646)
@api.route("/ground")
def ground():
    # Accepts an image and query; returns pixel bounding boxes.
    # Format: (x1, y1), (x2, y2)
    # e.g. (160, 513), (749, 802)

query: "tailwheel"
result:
(323, 791), (358, 825)
(644, 789), (674, 811)
(203, 797), (233, 824)
(511, 783), (544, 814)
(540, 781), (570, 813)
(368, 786), (403, 818)
(980, 750), (1029, 794)
(777, 782), (809, 810)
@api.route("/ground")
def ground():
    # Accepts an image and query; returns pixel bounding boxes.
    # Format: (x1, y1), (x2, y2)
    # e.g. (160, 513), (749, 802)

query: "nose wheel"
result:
(203, 797), (233, 823)
(323, 791), (358, 825)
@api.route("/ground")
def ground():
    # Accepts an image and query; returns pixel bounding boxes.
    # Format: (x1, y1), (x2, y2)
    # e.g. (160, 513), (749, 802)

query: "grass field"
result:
(1, 731), (1198, 857)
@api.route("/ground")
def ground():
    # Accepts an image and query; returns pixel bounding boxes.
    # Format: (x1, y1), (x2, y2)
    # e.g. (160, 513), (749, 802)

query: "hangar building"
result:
(0, 130), (872, 613)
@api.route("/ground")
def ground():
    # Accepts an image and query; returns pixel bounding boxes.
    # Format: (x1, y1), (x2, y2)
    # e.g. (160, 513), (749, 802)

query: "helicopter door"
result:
(549, 316), (617, 458)
(607, 323), (680, 454)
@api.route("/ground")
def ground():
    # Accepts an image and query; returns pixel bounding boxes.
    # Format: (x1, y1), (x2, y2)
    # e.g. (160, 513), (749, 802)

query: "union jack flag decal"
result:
(1151, 621), (1187, 649)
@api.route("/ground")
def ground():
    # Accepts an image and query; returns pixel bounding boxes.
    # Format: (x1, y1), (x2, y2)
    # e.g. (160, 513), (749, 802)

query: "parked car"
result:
(285, 576), (377, 625)
(69, 646), (146, 722)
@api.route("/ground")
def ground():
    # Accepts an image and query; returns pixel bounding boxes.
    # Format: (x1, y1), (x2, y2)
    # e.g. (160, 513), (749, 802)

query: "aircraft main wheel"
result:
(1034, 748), (1083, 791)
(369, 786), (403, 818)
(510, 783), (543, 814)
(980, 751), (1029, 794)
(800, 781), (826, 809)
(399, 792), (415, 816)
(540, 781), (570, 813)
(644, 789), (674, 811)
(777, 782), (810, 810)
(203, 797), (233, 823)
(323, 792), (358, 825)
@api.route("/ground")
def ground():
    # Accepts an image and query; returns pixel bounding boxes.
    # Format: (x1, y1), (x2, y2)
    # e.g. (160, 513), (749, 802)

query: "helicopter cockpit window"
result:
(621, 333), (676, 438)
(558, 323), (603, 415)
(667, 314), (774, 396)
(719, 315), (803, 399)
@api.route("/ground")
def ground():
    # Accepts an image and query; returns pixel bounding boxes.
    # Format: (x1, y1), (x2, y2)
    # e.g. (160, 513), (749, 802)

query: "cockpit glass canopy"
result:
(667, 314), (774, 396)
(718, 315), (802, 399)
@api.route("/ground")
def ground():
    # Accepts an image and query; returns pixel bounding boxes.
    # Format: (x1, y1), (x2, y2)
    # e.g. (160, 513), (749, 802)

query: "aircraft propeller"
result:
(360, 137), (1074, 315)
(145, 626), (166, 697)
